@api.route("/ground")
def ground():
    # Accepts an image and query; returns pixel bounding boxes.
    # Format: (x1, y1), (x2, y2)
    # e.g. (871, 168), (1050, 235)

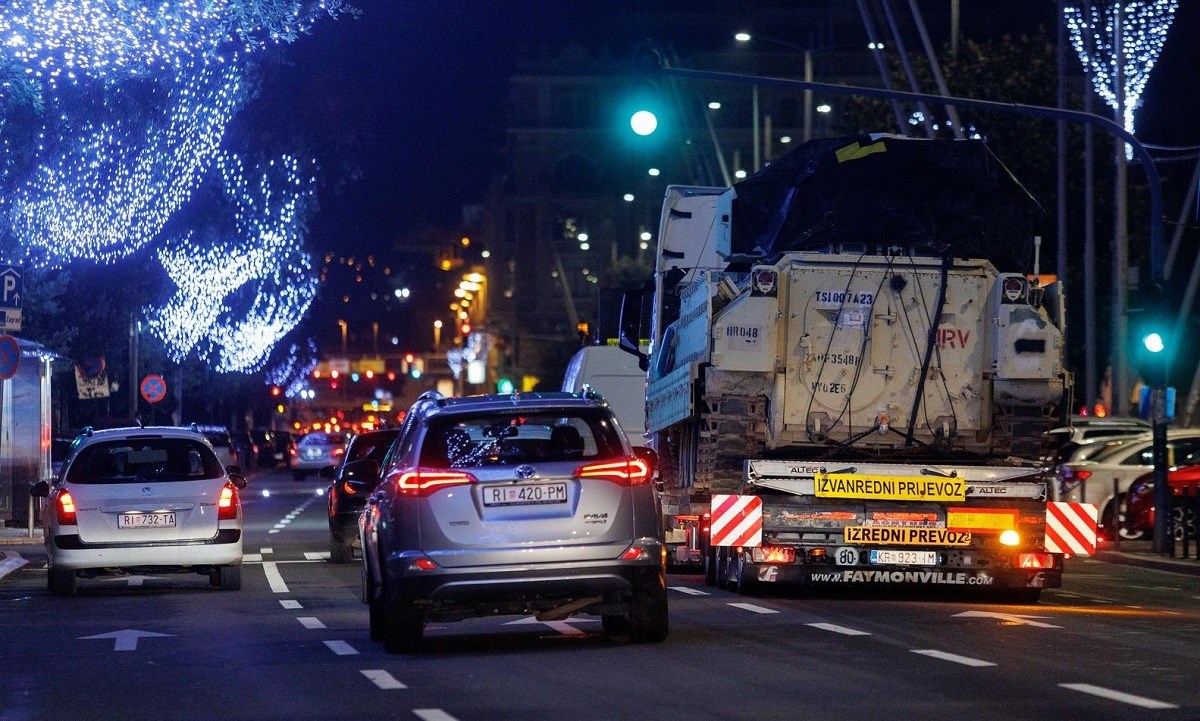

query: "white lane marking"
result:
(261, 562), (289, 594)
(503, 616), (592, 635)
(304, 551), (331, 561)
(259, 547), (273, 554)
(1055, 592), (1081, 598)
(243, 553), (263, 562)
(273, 523), (288, 529)
(953, 611), (1062, 628)
(361, 669), (407, 690)
(911, 649), (997, 667)
(1059, 683), (1178, 709)
(280, 600), (303, 610)
(0, 555), (29, 580)
(413, 710), (460, 721)
(669, 586), (709, 596)
(807, 622), (870, 636)
(728, 602), (779, 614)
(1092, 599), (1114, 604)
(241, 559), (324, 566)
(324, 640), (359, 656)
(298, 617), (326, 630)
(286, 512), (300, 519)
(268, 529), (280, 534)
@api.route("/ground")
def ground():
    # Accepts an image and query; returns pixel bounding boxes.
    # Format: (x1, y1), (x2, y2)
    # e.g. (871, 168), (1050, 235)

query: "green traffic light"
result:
(629, 109), (658, 136)
(496, 377), (515, 394)
(1144, 332), (1165, 353)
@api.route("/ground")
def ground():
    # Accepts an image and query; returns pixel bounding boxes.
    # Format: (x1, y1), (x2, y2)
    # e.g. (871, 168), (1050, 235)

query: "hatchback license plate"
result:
(118, 512), (176, 529)
(870, 549), (937, 566)
(483, 483), (568, 506)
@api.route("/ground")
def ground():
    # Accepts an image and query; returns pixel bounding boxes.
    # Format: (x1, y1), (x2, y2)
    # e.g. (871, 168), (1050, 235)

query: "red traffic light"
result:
(460, 322), (471, 335)
(270, 385), (282, 397)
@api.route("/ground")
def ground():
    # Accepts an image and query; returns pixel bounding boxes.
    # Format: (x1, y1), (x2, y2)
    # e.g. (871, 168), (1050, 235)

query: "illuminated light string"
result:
(265, 339), (319, 399)
(145, 152), (319, 373)
(1064, 0), (1178, 147)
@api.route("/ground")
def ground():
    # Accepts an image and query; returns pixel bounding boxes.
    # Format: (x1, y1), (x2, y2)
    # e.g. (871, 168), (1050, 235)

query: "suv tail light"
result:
(395, 469), (476, 497)
(332, 447), (345, 458)
(575, 457), (652, 486)
(56, 490), (77, 525)
(218, 483), (239, 520)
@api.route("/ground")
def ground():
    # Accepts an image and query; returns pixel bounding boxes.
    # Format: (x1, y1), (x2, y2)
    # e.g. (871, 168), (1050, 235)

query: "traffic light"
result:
(460, 321), (471, 336)
(496, 377), (515, 394)
(269, 385), (281, 397)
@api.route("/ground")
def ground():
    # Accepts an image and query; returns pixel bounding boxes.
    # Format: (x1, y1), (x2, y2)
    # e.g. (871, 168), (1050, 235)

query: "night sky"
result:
(255, 0), (1200, 356)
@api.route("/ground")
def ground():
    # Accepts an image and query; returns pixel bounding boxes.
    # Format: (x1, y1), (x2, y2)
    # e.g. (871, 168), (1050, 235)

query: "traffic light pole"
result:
(655, 63), (1171, 552)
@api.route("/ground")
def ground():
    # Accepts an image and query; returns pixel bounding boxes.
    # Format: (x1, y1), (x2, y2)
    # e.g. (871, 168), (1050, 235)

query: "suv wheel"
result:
(381, 581), (425, 653)
(627, 575), (668, 643)
(48, 567), (77, 596)
(329, 533), (353, 563)
(365, 570), (385, 642)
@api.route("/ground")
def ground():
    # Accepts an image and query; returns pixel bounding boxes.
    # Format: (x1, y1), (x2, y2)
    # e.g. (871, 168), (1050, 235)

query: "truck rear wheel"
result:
(732, 554), (759, 596)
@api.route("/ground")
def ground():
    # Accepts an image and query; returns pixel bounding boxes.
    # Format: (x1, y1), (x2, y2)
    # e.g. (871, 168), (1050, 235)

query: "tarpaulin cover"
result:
(730, 134), (1043, 271)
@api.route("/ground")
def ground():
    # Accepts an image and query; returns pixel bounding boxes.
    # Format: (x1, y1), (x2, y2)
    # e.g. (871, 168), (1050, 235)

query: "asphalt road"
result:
(3, 468), (1199, 721)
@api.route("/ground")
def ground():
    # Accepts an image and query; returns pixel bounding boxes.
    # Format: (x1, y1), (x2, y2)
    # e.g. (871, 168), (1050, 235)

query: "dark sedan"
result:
(325, 428), (401, 562)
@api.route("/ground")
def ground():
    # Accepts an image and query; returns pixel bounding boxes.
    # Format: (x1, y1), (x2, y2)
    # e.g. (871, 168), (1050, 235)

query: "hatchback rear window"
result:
(66, 437), (225, 483)
(419, 410), (624, 468)
(300, 432), (347, 447)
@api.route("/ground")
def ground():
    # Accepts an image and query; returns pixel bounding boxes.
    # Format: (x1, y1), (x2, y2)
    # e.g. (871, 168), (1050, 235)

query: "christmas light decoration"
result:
(1064, 1), (1178, 147)
(265, 339), (319, 399)
(145, 152), (318, 372)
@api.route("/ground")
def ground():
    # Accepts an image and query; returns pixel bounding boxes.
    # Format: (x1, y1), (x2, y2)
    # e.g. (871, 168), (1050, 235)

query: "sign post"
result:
(0, 265), (23, 333)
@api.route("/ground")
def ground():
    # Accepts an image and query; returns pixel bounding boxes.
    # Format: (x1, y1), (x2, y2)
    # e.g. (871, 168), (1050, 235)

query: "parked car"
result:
(291, 430), (348, 480)
(359, 391), (666, 654)
(325, 427), (402, 563)
(1045, 417), (1151, 466)
(1057, 430), (1200, 531)
(1118, 464), (1200, 541)
(192, 424), (238, 469)
(230, 429), (258, 472)
(29, 425), (248, 595)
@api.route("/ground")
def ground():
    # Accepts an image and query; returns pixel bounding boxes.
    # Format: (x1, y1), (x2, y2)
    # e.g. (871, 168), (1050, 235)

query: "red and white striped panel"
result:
(710, 494), (762, 547)
(1044, 501), (1098, 555)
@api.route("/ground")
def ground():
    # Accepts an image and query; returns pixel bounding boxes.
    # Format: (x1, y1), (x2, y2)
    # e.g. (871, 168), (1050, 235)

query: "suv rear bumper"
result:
(384, 546), (664, 608)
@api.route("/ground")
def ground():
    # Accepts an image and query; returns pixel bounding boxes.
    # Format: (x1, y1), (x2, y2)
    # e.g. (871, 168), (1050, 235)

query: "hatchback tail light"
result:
(56, 490), (77, 526)
(332, 447), (345, 458)
(218, 483), (239, 520)
(574, 457), (652, 486)
(395, 469), (476, 497)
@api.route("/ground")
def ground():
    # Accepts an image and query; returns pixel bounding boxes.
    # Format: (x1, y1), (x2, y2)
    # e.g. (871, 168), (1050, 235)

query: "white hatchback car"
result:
(30, 426), (247, 596)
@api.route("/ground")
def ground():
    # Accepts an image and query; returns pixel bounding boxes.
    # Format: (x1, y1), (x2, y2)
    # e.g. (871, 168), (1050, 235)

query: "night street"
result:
(2, 469), (1198, 721)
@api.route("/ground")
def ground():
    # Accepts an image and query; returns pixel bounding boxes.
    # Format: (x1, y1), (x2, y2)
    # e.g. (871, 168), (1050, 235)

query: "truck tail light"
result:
(395, 469), (476, 496)
(56, 491), (77, 526)
(751, 545), (796, 563)
(218, 483), (239, 520)
(1014, 552), (1054, 569)
(574, 458), (651, 486)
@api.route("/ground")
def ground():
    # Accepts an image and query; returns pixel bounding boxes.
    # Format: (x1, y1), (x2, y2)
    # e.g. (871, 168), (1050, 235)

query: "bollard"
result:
(1182, 486), (1191, 560)
(1112, 478), (1120, 550)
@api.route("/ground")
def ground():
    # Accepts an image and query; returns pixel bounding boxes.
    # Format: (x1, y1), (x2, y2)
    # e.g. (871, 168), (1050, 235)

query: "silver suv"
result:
(358, 391), (666, 653)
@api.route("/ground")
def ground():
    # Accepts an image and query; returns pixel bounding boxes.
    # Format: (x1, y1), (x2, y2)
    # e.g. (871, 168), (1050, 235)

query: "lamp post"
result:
(337, 319), (348, 357)
(433, 320), (443, 353)
(734, 32), (815, 159)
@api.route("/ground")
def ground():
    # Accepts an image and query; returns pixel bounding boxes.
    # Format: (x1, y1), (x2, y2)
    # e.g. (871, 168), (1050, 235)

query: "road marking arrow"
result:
(953, 610), (1062, 628)
(80, 629), (174, 651)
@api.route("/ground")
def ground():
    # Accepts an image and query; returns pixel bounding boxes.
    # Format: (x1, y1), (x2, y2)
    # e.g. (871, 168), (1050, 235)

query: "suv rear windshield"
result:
(66, 437), (225, 483)
(419, 409), (624, 469)
(300, 432), (347, 447)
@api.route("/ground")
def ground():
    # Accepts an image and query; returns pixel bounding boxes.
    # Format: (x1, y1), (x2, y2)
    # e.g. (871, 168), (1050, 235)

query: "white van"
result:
(562, 345), (647, 447)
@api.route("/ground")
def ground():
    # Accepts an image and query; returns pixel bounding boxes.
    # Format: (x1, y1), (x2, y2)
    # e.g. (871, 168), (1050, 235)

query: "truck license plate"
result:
(483, 483), (568, 506)
(870, 549), (937, 566)
(118, 512), (176, 529)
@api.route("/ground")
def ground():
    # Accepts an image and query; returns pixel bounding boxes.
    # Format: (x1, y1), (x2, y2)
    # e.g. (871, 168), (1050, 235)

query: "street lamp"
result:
(337, 319), (348, 357)
(734, 32), (816, 150)
(433, 320), (442, 352)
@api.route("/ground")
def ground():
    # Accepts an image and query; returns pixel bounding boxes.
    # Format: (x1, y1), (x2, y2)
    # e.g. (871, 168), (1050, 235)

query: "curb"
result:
(1095, 550), (1200, 577)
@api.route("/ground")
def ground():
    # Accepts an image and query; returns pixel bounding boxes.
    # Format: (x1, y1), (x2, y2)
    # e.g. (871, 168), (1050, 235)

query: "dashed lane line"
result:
(807, 622), (871, 636)
(911, 649), (996, 667)
(361, 670), (407, 690)
(304, 551), (331, 561)
(298, 617), (326, 630)
(261, 562), (289, 594)
(259, 547), (273, 554)
(1059, 683), (1178, 709)
(668, 586), (709, 596)
(324, 640), (359, 656)
(413, 710), (459, 721)
(280, 600), (303, 610)
(244, 553), (263, 562)
(727, 602), (780, 614)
